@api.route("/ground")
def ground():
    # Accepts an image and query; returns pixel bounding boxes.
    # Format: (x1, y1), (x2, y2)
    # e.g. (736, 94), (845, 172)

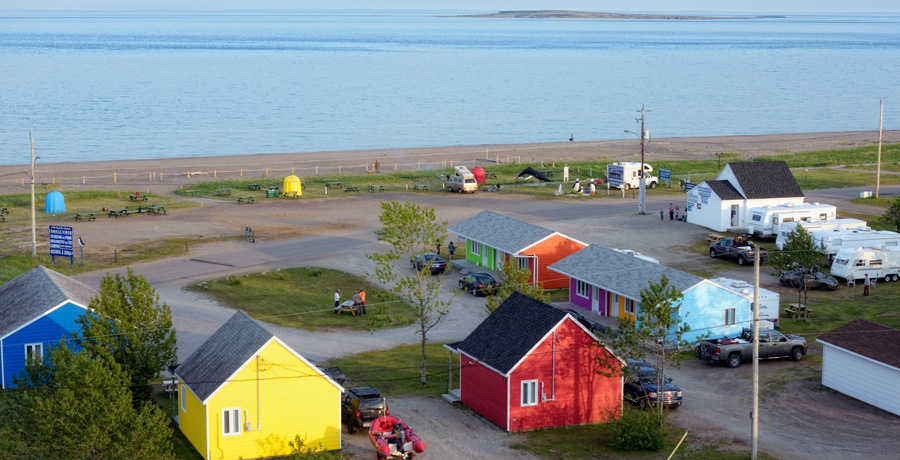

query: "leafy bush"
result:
(610, 407), (667, 452)
(287, 435), (347, 459)
(226, 274), (241, 286)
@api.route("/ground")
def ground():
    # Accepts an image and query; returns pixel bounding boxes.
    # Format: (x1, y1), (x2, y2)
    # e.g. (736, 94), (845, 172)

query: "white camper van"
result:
(447, 166), (478, 193)
(831, 246), (900, 282)
(710, 278), (780, 329)
(812, 227), (900, 259)
(775, 218), (866, 250)
(747, 203), (837, 238)
(606, 162), (658, 190)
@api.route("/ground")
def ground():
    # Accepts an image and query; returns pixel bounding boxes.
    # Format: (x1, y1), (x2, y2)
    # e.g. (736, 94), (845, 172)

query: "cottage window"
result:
(521, 380), (538, 407)
(222, 408), (241, 436)
(624, 298), (635, 315)
(25, 343), (43, 362)
(724, 307), (736, 326)
(471, 241), (482, 256)
(575, 280), (590, 299)
(180, 384), (187, 412)
(517, 257), (529, 270)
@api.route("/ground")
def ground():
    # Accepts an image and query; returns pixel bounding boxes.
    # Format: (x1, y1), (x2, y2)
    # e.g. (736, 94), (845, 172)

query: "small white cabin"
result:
(709, 278), (781, 329)
(747, 202), (836, 238)
(830, 246), (900, 282)
(813, 227), (900, 258)
(775, 218), (866, 250)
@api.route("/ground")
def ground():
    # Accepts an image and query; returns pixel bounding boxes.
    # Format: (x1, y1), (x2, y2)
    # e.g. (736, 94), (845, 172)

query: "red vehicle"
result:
(369, 415), (425, 459)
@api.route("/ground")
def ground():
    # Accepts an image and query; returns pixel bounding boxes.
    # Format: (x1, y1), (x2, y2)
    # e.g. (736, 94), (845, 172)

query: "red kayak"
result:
(368, 415), (425, 459)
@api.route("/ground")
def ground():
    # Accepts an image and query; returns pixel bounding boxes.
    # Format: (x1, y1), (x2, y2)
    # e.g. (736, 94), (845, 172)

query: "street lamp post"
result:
(30, 134), (40, 257)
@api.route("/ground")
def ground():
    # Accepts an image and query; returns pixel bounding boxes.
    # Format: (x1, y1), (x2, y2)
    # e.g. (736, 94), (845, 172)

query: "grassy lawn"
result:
(0, 189), (195, 223)
(185, 267), (417, 331)
(151, 387), (204, 460)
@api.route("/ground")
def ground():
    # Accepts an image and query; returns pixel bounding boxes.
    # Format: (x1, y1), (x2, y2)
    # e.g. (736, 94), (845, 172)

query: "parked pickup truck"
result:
(709, 236), (768, 266)
(697, 328), (807, 368)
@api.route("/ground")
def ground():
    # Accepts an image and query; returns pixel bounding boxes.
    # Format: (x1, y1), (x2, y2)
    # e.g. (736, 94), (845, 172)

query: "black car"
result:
(410, 253), (448, 274)
(341, 387), (388, 434)
(623, 359), (683, 409)
(779, 270), (839, 291)
(558, 307), (608, 335)
(458, 273), (499, 296)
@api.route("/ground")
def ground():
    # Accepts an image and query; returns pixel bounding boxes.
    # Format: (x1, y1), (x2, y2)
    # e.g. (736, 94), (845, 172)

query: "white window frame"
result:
(222, 407), (241, 436)
(624, 298), (635, 315)
(180, 384), (187, 412)
(25, 343), (43, 362)
(470, 241), (482, 256)
(575, 280), (590, 299)
(521, 380), (538, 407)
(517, 256), (529, 270)
(724, 307), (736, 326)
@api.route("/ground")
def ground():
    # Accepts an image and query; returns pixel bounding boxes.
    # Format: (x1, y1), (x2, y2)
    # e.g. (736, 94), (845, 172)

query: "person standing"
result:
(864, 274), (870, 296)
(334, 289), (341, 312)
(669, 203), (675, 221)
(448, 241), (456, 259)
(359, 288), (366, 315)
(675, 206), (680, 221)
(660, 208), (664, 220)
(436, 242), (441, 255)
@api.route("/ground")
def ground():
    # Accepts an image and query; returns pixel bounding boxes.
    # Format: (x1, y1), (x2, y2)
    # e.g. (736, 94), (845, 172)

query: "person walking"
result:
(669, 203), (675, 221)
(448, 241), (456, 259)
(863, 274), (870, 296)
(359, 288), (366, 315)
(333, 289), (341, 313)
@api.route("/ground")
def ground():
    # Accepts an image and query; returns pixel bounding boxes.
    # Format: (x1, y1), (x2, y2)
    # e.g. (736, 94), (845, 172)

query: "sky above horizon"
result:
(3, 0), (899, 14)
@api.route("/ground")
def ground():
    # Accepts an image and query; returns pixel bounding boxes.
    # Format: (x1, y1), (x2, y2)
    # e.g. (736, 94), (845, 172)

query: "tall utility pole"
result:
(636, 105), (650, 215)
(876, 100), (884, 198)
(30, 133), (39, 257)
(751, 245), (761, 460)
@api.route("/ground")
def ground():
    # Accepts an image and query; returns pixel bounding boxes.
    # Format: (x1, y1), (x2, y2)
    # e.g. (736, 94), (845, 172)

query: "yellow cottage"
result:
(175, 311), (343, 460)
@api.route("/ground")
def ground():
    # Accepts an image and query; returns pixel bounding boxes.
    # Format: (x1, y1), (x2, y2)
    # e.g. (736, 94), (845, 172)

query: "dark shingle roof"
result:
(817, 319), (900, 368)
(175, 310), (273, 402)
(449, 210), (556, 254)
(0, 266), (97, 338)
(449, 292), (567, 375)
(725, 161), (804, 199)
(548, 245), (703, 300)
(705, 180), (744, 201)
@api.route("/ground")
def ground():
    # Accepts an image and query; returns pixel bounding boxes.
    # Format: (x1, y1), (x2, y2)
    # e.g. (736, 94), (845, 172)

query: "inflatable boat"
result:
(368, 415), (425, 459)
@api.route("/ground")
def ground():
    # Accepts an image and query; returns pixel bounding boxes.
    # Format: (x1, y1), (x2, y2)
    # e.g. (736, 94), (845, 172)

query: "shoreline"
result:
(0, 130), (894, 190)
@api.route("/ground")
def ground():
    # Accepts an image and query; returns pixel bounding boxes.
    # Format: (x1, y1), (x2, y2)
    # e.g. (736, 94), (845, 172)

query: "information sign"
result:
(49, 225), (74, 263)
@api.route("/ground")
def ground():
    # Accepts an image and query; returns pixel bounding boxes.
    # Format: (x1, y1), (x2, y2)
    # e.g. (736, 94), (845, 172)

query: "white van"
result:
(831, 246), (900, 282)
(775, 218), (866, 250)
(447, 167), (478, 193)
(605, 162), (658, 190)
(813, 227), (900, 259)
(747, 202), (836, 238)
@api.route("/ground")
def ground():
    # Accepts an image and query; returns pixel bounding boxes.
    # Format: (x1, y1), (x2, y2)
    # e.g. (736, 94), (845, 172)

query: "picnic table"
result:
(215, 188), (232, 196)
(326, 181), (344, 190)
(248, 183), (261, 190)
(485, 172), (498, 179)
(706, 233), (726, 243)
(237, 196), (255, 204)
(413, 184), (429, 192)
(0, 207), (9, 214)
(283, 191), (300, 199)
(147, 205), (166, 215)
(129, 194), (148, 201)
(334, 300), (360, 316)
(108, 209), (130, 218)
(344, 186), (360, 193)
(785, 303), (814, 320)
(369, 184), (385, 192)
(75, 213), (96, 222)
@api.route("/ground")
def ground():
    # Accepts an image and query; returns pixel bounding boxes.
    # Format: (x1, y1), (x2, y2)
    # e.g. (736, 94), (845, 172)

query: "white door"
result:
(482, 248), (489, 268)
(731, 205), (740, 227)
(591, 286), (600, 312)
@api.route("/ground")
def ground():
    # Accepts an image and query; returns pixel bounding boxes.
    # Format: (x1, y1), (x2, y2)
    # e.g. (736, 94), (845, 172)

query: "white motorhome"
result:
(747, 202), (837, 238)
(830, 246), (900, 282)
(606, 162), (658, 190)
(812, 227), (900, 259)
(447, 166), (478, 193)
(710, 278), (781, 329)
(775, 218), (866, 250)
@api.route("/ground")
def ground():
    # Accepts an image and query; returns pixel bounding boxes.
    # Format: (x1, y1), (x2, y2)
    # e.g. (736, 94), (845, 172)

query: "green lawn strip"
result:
(0, 189), (195, 225)
(185, 267), (416, 331)
(758, 143), (900, 168)
(778, 282), (900, 337)
(848, 196), (894, 210)
(319, 343), (459, 398)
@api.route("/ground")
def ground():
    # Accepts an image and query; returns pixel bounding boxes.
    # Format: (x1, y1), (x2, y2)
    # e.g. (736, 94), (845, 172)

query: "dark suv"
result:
(342, 387), (388, 434)
(623, 359), (682, 409)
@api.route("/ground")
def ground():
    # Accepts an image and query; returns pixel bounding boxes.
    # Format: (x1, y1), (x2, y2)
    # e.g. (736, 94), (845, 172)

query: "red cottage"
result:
(444, 292), (624, 431)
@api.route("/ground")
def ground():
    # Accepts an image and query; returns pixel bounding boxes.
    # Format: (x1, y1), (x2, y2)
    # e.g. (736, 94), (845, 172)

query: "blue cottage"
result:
(0, 266), (97, 389)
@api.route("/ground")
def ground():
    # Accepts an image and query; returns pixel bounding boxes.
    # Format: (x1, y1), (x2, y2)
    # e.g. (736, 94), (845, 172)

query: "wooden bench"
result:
(237, 196), (255, 204)
(786, 303), (814, 320)
(326, 181), (344, 190)
(247, 183), (261, 190)
(147, 206), (166, 215)
(129, 194), (148, 201)
(344, 186), (360, 193)
(413, 184), (428, 192)
(215, 188), (232, 196)
(283, 191), (300, 199)
(75, 213), (96, 222)
(108, 209), (129, 218)
(369, 184), (385, 192)
(334, 301), (359, 316)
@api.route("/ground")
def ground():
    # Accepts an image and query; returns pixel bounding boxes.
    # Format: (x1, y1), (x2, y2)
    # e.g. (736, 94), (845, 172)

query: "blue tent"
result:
(44, 191), (66, 213)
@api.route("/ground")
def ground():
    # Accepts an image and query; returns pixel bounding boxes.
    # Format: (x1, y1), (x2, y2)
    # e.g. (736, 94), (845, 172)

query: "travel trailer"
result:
(709, 278), (781, 329)
(812, 227), (900, 259)
(830, 246), (900, 282)
(606, 162), (658, 190)
(447, 166), (478, 193)
(775, 218), (866, 250)
(747, 203), (837, 239)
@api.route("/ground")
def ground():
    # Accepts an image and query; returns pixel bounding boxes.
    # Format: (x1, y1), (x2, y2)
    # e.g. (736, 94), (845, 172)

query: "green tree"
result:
(485, 257), (549, 314)
(73, 268), (177, 403)
(770, 225), (825, 307)
(368, 201), (453, 385)
(605, 275), (699, 425)
(0, 341), (174, 460)
(884, 196), (900, 232)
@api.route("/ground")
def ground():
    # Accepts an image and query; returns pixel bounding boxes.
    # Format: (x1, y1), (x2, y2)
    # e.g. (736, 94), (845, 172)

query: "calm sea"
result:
(1, 11), (899, 165)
